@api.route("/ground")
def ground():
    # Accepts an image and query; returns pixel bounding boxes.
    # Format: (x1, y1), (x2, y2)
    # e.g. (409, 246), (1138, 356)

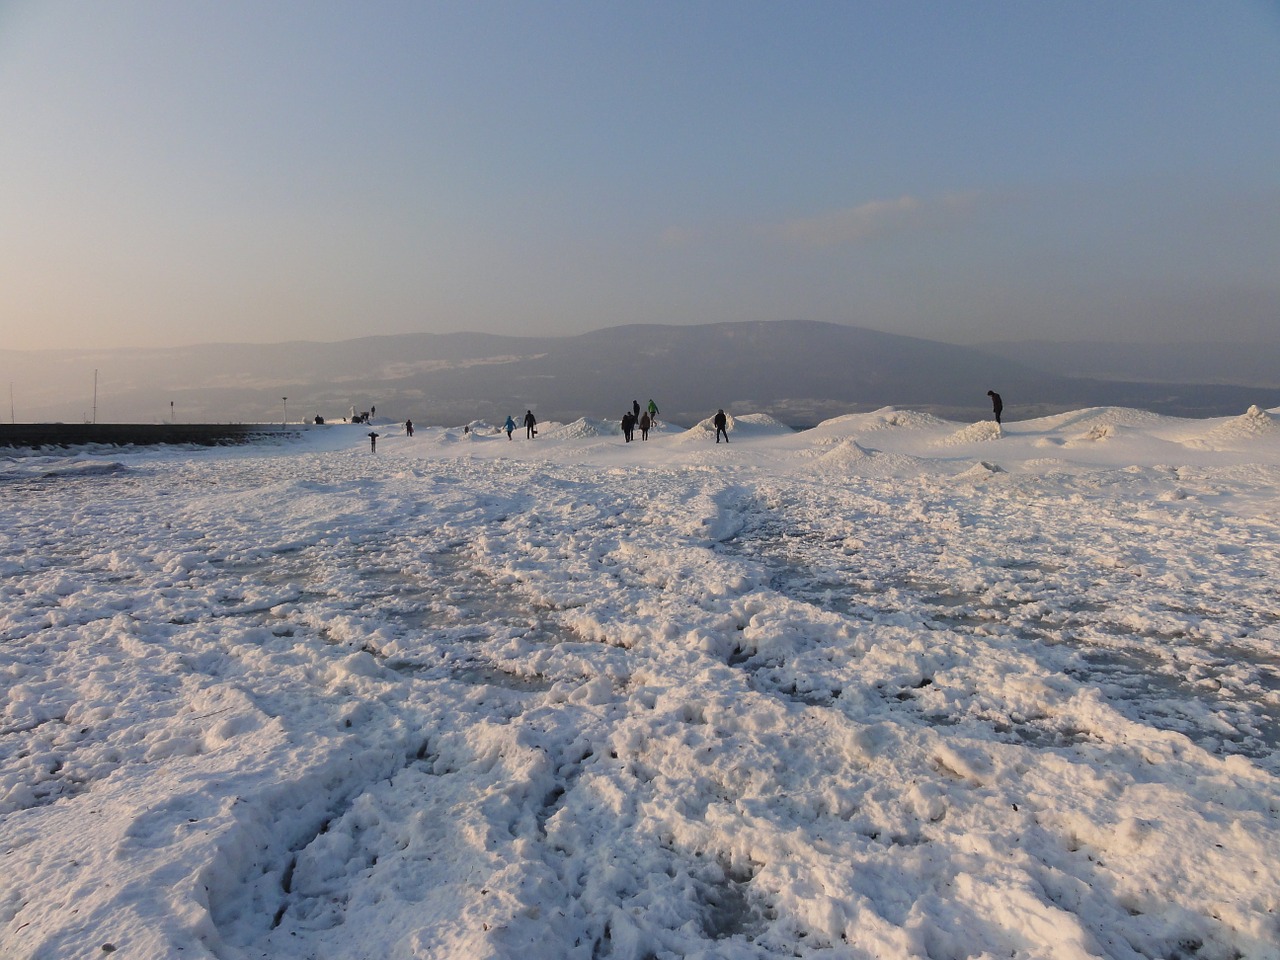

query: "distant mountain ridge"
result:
(3, 320), (1277, 426)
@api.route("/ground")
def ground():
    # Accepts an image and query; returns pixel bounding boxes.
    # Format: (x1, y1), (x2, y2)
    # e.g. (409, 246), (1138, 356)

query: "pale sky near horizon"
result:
(2, 0), (1277, 352)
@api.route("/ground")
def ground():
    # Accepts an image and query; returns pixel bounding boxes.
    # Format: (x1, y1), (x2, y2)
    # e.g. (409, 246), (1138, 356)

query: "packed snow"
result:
(3, 406), (1279, 960)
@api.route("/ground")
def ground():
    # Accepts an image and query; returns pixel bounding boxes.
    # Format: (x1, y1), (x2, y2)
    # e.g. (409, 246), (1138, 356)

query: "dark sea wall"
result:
(0, 423), (298, 449)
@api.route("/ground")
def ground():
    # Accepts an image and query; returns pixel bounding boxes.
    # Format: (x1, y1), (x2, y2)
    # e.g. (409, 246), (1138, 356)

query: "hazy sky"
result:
(2, 1), (1277, 351)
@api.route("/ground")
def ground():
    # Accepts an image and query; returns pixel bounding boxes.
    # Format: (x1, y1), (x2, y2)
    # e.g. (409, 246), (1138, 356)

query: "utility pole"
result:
(170, 400), (175, 423)
(282, 397), (288, 427)
(93, 369), (98, 424)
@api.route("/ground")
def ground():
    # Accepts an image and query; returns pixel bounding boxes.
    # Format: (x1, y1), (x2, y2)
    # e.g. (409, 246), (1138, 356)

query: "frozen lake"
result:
(3, 407), (1279, 959)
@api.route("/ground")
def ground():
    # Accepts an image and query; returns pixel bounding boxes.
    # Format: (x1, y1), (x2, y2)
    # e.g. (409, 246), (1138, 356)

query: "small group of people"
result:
(495, 410), (540, 439)
(362, 410), (415, 451)
(620, 398), (660, 442)
(621, 409), (652, 442)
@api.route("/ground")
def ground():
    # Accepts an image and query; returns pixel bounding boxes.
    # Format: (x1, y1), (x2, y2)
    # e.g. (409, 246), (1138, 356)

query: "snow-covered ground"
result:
(3, 406), (1279, 960)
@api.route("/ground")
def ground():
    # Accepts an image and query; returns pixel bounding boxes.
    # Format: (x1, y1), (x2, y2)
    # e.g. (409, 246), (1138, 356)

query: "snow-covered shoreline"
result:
(3, 407), (1279, 959)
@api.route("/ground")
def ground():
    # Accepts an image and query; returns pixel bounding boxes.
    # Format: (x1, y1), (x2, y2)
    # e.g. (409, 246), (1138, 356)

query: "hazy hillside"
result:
(978, 339), (1280, 388)
(3, 321), (1277, 426)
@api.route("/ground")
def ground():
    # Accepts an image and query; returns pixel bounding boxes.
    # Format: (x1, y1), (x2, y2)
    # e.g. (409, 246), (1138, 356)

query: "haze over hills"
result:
(3, 321), (1278, 427)
(976, 339), (1280, 389)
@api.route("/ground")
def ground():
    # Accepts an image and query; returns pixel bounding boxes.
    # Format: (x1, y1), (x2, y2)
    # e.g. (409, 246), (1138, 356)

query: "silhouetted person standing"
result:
(987, 390), (1003, 426)
(713, 409), (729, 443)
(621, 411), (635, 442)
(405, 419), (413, 437)
(368, 431), (379, 452)
(524, 409), (537, 439)
(639, 412), (651, 440)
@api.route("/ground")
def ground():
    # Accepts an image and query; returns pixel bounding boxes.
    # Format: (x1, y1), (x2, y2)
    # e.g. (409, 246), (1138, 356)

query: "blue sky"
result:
(2, 0), (1277, 350)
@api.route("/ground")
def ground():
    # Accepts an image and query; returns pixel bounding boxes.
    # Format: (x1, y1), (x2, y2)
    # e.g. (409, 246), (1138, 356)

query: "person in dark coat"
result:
(639, 412), (651, 440)
(713, 409), (729, 443)
(621, 411), (635, 442)
(405, 419), (414, 437)
(987, 390), (1003, 426)
(368, 431), (379, 452)
(632, 400), (641, 422)
(524, 410), (537, 439)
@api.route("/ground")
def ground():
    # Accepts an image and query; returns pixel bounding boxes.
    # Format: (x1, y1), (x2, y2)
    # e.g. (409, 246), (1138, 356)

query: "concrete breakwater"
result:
(0, 423), (302, 449)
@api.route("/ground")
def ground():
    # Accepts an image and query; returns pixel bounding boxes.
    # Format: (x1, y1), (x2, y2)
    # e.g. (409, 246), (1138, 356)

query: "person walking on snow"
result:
(505, 415), (516, 440)
(713, 409), (729, 443)
(405, 419), (413, 437)
(647, 399), (659, 426)
(639, 412), (651, 440)
(524, 409), (537, 439)
(621, 411), (635, 442)
(987, 390), (1003, 427)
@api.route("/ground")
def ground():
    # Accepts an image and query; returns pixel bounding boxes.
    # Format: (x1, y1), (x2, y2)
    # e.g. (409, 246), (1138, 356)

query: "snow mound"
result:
(1021, 457), (1091, 476)
(955, 460), (1005, 482)
(435, 420), (501, 440)
(1032, 406), (1165, 435)
(1185, 405), (1280, 450)
(811, 438), (875, 468)
(433, 428), (472, 444)
(874, 408), (949, 430)
(433, 422), (504, 443)
(676, 412), (793, 443)
(1069, 423), (1120, 443)
(545, 417), (618, 439)
(938, 420), (1002, 446)
(726, 412), (793, 434)
(812, 407), (949, 436)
